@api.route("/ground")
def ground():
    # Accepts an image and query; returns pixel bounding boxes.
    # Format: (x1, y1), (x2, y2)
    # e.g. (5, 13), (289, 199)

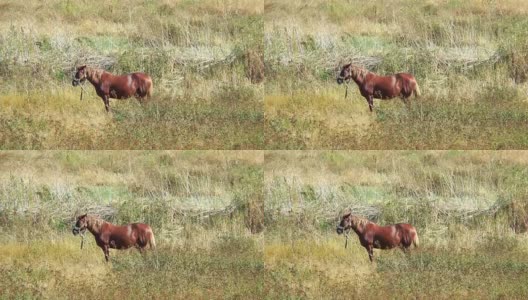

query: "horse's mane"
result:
(350, 65), (369, 80)
(85, 214), (106, 233)
(350, 215), (371, 230)
(85, 66), (105, 81)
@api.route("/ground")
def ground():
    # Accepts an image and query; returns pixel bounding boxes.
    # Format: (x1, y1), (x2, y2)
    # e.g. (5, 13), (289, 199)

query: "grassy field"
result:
(0, 151), (264, 299)
(265, 0), (528, 149)
(0, 0), (263, 149)
(265, 151), (528, 298)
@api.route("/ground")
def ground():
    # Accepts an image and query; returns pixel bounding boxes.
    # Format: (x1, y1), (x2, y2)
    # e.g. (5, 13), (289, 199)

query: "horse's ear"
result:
(79, 213), (87, 219)
(78, 65), (86, 71)
(343, 212), (351, 218)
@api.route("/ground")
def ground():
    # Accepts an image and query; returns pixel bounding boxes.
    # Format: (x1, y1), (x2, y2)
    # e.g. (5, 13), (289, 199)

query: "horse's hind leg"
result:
(401, 96), (411, 107)
(137, 245), (146, 255)
(137, 245), (150, 261)
(135, 88), (143, 103)
(138, 96), (149, 105)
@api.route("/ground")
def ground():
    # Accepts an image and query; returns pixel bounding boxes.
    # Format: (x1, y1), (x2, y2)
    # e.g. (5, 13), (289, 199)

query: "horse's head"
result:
(336, 212), (353, 234)
(72, 214), (88, 235)
(72, 65), (87, 86)
(336, 64), (353, 85)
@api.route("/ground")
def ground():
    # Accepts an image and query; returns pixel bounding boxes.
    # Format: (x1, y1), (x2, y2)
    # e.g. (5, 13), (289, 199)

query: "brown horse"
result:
(72, 65), (153, 112)
(336, 64), (420, 112)
(336, 213), (419, 262)
(72, 214), (156, 262)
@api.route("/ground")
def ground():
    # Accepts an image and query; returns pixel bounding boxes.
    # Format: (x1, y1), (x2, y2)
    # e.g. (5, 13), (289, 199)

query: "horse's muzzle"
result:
(336, 226), (344, 234)
(72, 78), (85, 86)
(72, 227), (81, 235)
(337, 78), (344, 85)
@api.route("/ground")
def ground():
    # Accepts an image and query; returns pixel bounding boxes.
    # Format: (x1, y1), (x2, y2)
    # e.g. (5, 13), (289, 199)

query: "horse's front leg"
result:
(366, 244), (374, 262)
(102, 245), (110, 262)
(366, 95), (373, 112)
(102, 95), (110, 112)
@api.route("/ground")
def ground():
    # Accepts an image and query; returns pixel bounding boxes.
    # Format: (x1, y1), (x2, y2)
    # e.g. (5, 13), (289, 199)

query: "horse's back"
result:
(130, 72), (150, 80)
(366, 74), (396, 98)
(111, 223), (153, 247)
(108, 72), (152, 98)
(131, 222), (152, 231)
(375, 223), (416, 247)
(396, 73), (415, 80)
(130, 72), (152, 84)
(395, 223), (416, 233)
(368, 224), (401, 249)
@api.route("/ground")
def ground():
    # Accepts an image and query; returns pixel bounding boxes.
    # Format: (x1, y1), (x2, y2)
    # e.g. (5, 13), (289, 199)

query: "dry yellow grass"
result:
(0, 151), (264, 298)
(265, 236), (378, 297)
(265, 150), (528, 298)
(265, 0), (528, 149)
(0, 0), (264, 149)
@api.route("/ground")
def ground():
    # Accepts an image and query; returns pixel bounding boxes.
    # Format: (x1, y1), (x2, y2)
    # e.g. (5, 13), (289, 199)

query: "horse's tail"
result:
(412, 229), (419, 248)
(146, 227), (156, 250)
(149, 232), (156, 250)
(413, 80), (421, 98)
(146, 77), (153, 98)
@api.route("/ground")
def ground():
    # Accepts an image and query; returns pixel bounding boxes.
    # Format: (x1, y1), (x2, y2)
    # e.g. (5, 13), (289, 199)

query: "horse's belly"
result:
(373, 236), (398, 249)
(374, 89), (398, 99)
(109, 238), (133, 249)
(109, 87), (133, 99)
(374, 242), (396, 249)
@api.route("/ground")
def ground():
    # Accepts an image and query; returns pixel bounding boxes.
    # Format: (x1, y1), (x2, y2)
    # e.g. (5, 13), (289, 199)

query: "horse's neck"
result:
(87, 219), (106, 235)
(351, 73), (365, 87)
(351, 223), (366, 236)
(86, 69), (107, 86)
(352, 220), (373, 236)
(86, 75), (100, 87)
